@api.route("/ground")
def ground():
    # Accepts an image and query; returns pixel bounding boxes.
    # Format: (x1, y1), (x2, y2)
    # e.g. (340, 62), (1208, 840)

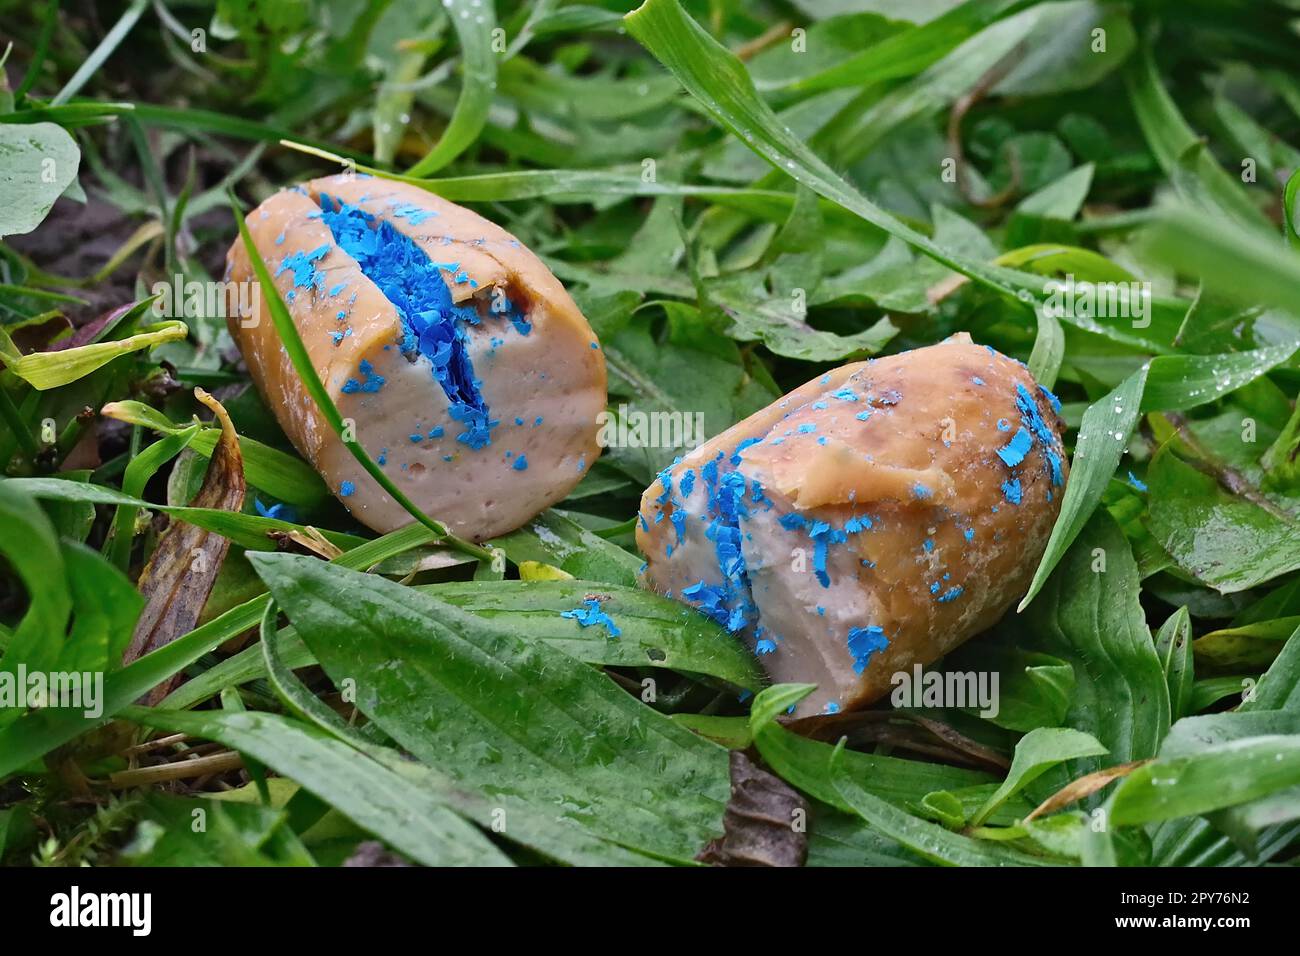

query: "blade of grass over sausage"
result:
(247, 550), (730, 864)
(119, 705), (512, 867)
(404, 0), (497, 177)
(0, 522), (436, 778)
(1019, 339), (1298, 609)
(623, 0), (1037, 304)
(230, 194), (494, 564)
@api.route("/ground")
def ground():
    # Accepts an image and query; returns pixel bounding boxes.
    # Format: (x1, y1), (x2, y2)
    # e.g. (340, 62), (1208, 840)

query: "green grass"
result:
(0, 0), (1299, 868)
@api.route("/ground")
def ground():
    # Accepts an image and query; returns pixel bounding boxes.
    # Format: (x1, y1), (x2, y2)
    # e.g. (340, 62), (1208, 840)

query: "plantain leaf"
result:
(247, 550), (731, 864)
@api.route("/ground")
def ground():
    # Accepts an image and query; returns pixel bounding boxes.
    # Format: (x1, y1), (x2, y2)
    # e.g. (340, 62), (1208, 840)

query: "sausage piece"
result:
(225, 175), (606, 539)
(636, 334), (1068, 716)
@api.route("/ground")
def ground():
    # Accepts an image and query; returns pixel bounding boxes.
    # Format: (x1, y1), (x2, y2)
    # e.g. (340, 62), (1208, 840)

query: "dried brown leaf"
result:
(123, 388), (245, 702)
(697, 750), (808, 867)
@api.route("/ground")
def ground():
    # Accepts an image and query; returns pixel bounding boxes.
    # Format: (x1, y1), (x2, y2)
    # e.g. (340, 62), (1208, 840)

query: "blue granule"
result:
(824, 701), (840, 714)
(490, 291), (532, 336)
(963, 528), (975, 542)
(275, 231), (285, 245)
(936, 586), (964, 603)
(847, 625), (889, 675)
(997, 426), (1033, 467)
(328, 282), (347, 296)
(780, 512), (807, 532)
(533, 416), (543, 426)
(1045, 450), (1064, 485)
(317, 194), (499, 450)
(339, 481), (356, 497)
(377, 448), (388, 466)
(797, 423), (817, 434)
(1128, 470), (1147, 492)
(428, 425), (444, 438)
(856, 410), (871, 421)
(670, 508), (685, 544)
(560, 598), (621, 638)
(731, 436), (762, 464)
(913, 483), (932, 500)
(514, 416), (525, 426)
(513, 454), (529, 471)
(845, 515), (872, 532)
(678, 468), (696, 498)
(755, 638), (777, 655)
(817, 436), (828, 445)
(812, 401), (828, 410)
(930, 581), (941, 594)
(341, 359), (385, 394)
(808, 519), (849, 588)
(832, 388), (858, 402)
(409, 433), (423, 443)
(1001, 478), (1023, 505)
(275, 244), (330, 289)
(389, 201), (437, 225)
(973, 376), (985, 386)
(590, 341), (600, 349)
(996, 418), (1011, 431)
(923, 538), (934, 552)
(1013, 382), (1063, 486)
(254, 498), (295, 522)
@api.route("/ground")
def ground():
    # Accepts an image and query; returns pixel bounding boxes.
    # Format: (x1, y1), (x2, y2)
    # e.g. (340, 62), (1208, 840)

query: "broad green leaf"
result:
(0, 122), (80, 236)
(972, 728), (1108, 826)
(1108, 735), (1300, 827)
(747, 685), (1020, 822)
(1154, 606), (1194, 721)
(254, 600), (653, 866)
(248, 551), (731, 864)
(169, 578), (763, 709)
(1025, 511), (1169, 770)
(1146, 445), (1300, 594)
(830, 744), (1059, 867)
(121, 706), (511, 867)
